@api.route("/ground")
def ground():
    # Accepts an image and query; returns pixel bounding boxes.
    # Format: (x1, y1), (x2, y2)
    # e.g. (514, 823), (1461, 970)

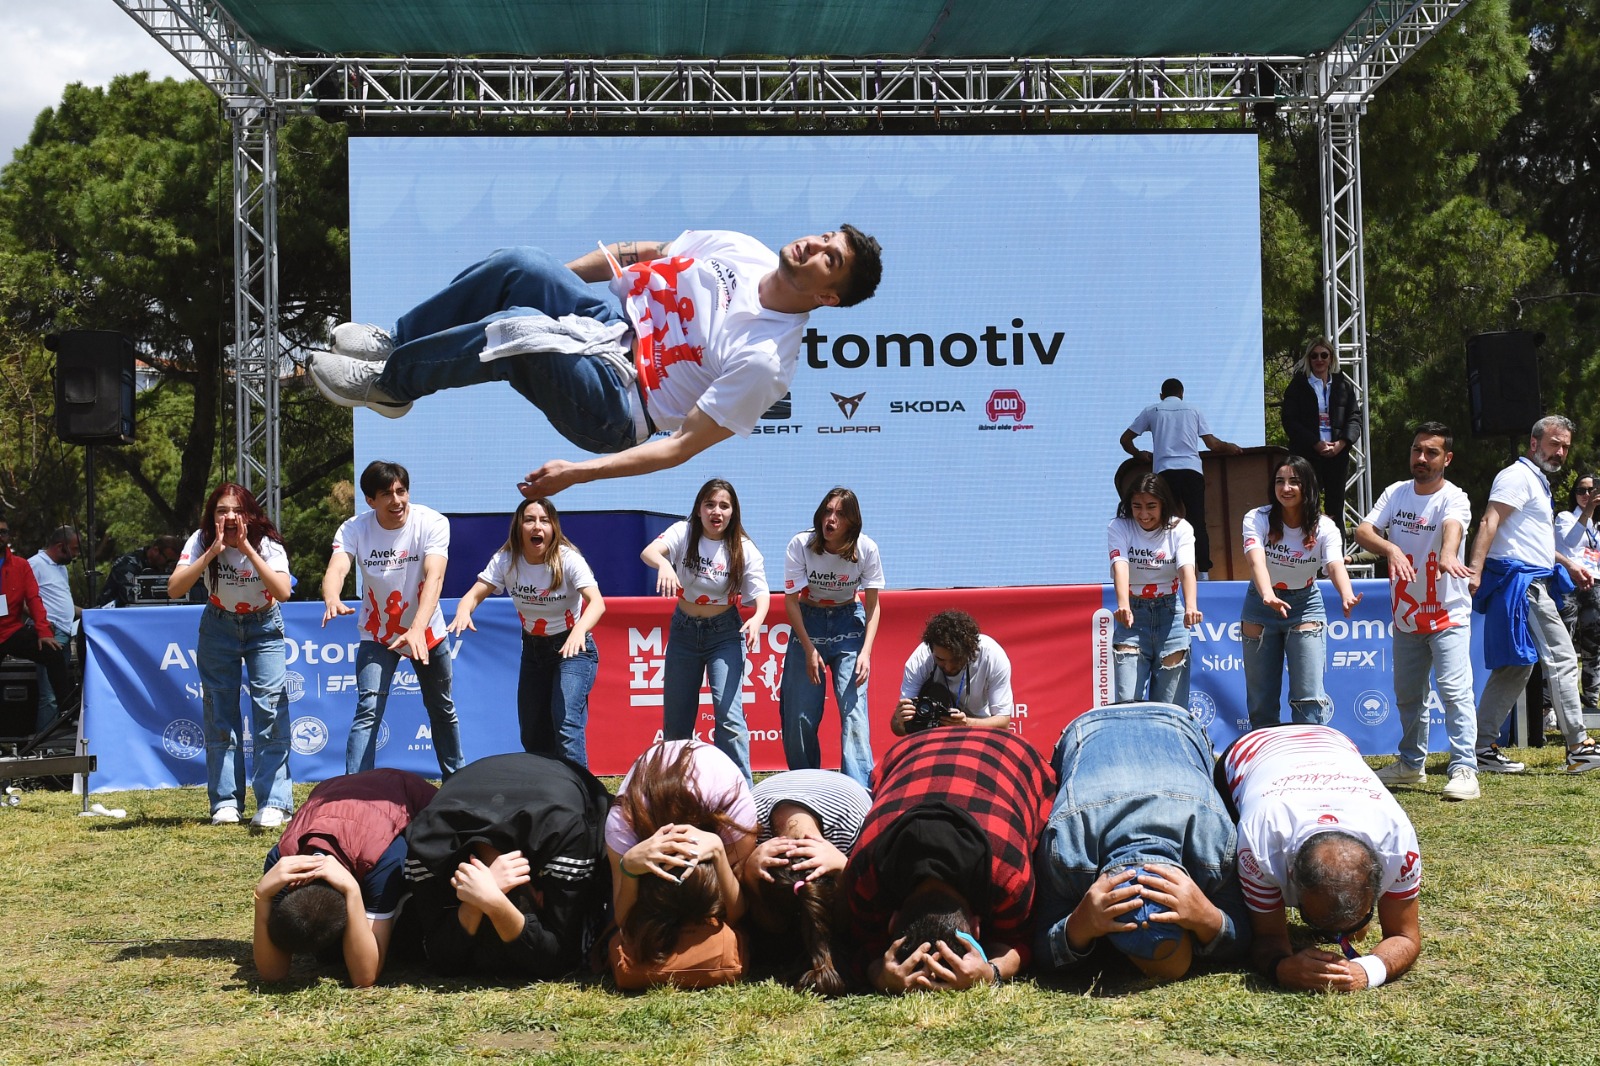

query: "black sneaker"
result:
(1476, 746), (1525, 774)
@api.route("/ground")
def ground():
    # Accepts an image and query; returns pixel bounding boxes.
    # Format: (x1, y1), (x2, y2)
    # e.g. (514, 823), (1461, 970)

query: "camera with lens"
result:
(906, 679), (955, 733)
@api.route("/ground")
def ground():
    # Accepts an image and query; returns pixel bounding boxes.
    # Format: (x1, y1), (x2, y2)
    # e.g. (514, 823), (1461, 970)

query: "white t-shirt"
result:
(1224, 726), (1422, 913)
(1106, 516), (1195, 598)
(782, 531), (886, 606)
(604, 740), (757, 853)
(650, 520), (767, 606)
(1364, 480), (1472, 633)
(611, 230), (806, 438)
(476, 544), (597, 636)
(898, 633), (1014, 718)
(177, 530), (291, 613)
(331, 505), (450, 650)
(1242, 508), (1341, 590)
(1127, 397), (1212, 474)
(1487, 457), (1557, 569)
(1558, 508), (1600, 580)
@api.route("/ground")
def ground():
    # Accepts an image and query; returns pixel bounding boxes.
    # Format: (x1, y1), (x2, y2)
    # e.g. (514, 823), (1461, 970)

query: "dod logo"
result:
(1188, 689), (1218, 728)
(284, 669), (307, 703)
(980, 389), (1033, 431)
(291, 716), (329, 755)
(162, 719), (204, 760)
(1353, 689), (1391, 727)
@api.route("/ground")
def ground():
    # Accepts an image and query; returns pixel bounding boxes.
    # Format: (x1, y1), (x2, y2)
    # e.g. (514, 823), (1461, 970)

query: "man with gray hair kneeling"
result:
(1221, 725), (1422, 991)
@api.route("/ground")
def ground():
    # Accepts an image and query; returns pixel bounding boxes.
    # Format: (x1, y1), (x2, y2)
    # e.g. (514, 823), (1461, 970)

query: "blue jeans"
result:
(1392, 625), (1476, 773)
(1033, 702), (1246, 967)
(518, 630), (599, 767)
(1241, 584), (1331, 729)
(661, 607), (751, 782)
(349, 638), (464, 778)
(374, 247), (640, 454)
(779, 601), (873, 787)
(1112, 594), (1192, 707)
(197, 605), (293, 814)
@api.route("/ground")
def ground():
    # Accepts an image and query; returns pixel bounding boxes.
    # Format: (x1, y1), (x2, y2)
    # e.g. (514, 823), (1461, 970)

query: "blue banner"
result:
(1101, 578), (1485, 754)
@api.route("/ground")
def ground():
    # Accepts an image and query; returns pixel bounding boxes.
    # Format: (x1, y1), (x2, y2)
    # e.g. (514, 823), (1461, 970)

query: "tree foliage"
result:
(0, 74), (353, 593)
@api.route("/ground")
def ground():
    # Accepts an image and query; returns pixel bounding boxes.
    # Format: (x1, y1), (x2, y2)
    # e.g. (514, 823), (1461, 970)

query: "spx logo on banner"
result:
(1331, 650), (1382, 669)
(162, 719), (204, 760)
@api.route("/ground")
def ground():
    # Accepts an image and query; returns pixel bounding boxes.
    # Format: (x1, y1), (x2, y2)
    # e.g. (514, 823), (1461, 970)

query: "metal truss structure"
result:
(114, 0), (1473, 522)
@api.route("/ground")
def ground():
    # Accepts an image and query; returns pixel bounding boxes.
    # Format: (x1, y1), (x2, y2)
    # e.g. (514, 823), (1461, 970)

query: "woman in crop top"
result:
(777, 487), (885, 788)
(1239, 455), (1362, 729)
(166, 481), (294, 827)
(641, 478), (770, 782)
(449, 496), (605, 766)
(1107, 473), (1199, 706)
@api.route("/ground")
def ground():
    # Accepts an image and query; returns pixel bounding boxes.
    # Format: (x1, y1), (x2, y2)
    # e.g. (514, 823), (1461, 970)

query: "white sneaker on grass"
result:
(1441, 766), (1480, 801)
(332, 322), (394, 361)
(307, 351), (412, 418)
(210, 806), (240, 825)
(250, 807), (286, 829)
(1374, 760), (1426, 788)
(1565, 740), (1600, 775)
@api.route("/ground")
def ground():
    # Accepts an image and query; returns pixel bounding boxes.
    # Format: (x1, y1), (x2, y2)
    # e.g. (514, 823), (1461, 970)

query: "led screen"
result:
(349, 133), (1264, 587)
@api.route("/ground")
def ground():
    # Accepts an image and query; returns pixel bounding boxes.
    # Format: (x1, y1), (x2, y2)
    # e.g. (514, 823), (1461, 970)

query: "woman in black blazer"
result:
(1280, 337), (1362, 526)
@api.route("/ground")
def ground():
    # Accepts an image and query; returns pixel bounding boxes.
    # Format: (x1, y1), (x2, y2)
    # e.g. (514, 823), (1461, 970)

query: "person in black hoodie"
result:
(403, 752), (612, 978)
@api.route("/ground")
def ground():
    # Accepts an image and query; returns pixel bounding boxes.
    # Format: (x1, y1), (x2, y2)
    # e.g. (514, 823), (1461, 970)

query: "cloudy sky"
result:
(1, 0), (193, 163)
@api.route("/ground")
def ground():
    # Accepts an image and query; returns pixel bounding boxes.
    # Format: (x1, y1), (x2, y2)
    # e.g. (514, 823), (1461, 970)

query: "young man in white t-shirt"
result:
(892, 610), (1014, 735)
(1466, 414), (1600, 775)
(322, 461), (464, 778)
(306, 227), (883, 498)
(1354, 422), (1480, 801)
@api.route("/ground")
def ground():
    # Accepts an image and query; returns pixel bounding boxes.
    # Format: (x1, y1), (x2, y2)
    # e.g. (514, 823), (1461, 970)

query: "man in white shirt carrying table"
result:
(323, 460), (464, 779)
(307, 228), (882, 497)
(1353, 422), (1480, 801)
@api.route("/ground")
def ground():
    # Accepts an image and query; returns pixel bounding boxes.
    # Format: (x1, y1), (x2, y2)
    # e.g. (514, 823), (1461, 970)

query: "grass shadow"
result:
(111, 937), (250, 964)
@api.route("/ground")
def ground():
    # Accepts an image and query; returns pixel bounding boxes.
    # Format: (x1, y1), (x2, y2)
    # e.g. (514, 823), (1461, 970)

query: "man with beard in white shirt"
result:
(1354, 423), (1480, 800)
(1466, 415), (1600, 775)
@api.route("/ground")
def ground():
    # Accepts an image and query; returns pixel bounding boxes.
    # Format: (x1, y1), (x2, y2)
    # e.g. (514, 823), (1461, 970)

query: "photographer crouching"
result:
(892, 610), (1014, 735)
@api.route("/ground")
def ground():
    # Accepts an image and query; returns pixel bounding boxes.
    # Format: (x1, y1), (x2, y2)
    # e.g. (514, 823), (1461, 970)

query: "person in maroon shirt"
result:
(843, 727), (1053, 992)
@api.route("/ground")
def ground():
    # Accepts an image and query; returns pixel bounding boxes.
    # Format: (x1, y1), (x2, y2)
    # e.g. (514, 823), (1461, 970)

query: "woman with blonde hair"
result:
(1280, 336), (1363, 523)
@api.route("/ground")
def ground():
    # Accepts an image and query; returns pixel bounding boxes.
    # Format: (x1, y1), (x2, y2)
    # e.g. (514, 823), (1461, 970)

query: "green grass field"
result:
(2, 745), (1598, 1066)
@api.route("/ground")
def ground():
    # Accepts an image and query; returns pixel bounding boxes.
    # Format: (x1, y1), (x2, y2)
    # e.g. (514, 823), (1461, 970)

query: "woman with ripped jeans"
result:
(1240, 456), (1362, 729)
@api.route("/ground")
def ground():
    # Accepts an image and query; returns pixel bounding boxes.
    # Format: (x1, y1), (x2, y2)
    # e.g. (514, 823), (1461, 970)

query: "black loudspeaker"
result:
(51, 330), (136, 445)
(1467, 330), (1542, 439)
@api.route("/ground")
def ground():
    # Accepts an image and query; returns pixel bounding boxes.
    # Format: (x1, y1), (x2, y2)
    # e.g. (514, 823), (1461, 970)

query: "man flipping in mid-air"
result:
(309, 228), (883, 497)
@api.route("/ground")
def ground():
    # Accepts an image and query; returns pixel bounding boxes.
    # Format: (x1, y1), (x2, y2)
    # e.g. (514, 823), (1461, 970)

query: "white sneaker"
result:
(332, 322), (394, 361)
(210, 806), (241, 825)
(250, 806), (287, 829)
(307, 351), (412, 418)
(1374, 760), (1426, 788)
(1566, 740), (1600, 775)
(1441, 766), (1480, 801)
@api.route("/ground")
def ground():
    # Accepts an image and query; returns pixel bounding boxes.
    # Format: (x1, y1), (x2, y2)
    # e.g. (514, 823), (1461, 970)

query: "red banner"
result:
(585, 585), (1106, 775)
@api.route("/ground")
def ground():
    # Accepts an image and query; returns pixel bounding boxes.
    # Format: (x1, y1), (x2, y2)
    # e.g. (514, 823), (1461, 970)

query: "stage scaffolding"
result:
(113, 0), (1473, 527)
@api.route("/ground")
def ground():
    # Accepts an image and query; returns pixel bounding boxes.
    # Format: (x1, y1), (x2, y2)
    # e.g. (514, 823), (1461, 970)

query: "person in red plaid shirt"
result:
(843, 727), (1053, 992)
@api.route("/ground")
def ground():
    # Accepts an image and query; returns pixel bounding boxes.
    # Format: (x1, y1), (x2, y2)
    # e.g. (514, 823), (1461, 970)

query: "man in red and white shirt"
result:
(1222, 725), (1422, 991)
(323, 461), (463, 778)
(306, 228), (883, 497)
(1354, 422), (1480, 801)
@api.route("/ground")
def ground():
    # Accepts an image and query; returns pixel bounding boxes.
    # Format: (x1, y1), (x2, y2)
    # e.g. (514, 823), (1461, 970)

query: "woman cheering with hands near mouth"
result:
(642, 478), (769, 783)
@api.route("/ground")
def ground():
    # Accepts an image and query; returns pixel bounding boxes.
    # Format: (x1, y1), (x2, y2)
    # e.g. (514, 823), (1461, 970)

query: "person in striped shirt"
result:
(1221, 725), (1422, 991)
